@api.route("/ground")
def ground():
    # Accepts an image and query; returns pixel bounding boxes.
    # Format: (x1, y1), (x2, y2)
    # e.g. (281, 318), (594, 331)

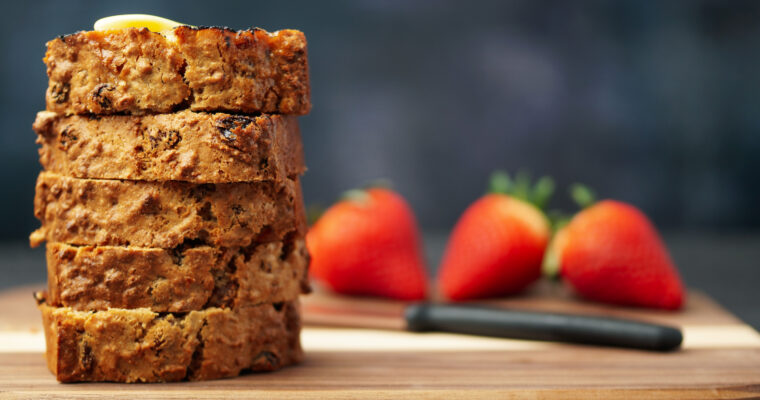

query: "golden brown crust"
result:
(45, 27), (310, 115)
(46, 238), (309, 312)
(39, 299), (303, 382)
(31, 172), (306, 249)
(33, 110), (305, 183)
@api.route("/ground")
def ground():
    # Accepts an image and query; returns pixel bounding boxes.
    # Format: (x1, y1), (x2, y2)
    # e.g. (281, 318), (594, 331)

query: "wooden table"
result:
(1, 283), (759, 399)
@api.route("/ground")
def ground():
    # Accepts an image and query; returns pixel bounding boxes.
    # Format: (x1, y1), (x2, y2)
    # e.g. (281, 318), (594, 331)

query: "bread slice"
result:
(30, 172), (306, 249)
(46, 238), (309, 312)
(38, 297), (302, 382)
(45, 26), (310, 115)
(33, 110), (305, 183)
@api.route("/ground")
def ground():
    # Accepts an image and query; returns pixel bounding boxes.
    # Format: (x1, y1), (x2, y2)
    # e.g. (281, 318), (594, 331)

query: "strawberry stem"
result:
(570, 184), (595, 209)
(341, 189), (371, 205)
(531, 176), (555, 210)
(339, 179), (393, 206)
(547, 209), (570, 232)
(513, 170), (531, 201)
(488, 170), (555, 211)
(488, 170), (512, 194)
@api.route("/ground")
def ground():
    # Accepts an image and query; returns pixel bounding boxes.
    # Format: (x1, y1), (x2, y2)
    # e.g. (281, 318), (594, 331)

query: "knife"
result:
(302, 291), (683, 352)
(404, 303), (682, 352)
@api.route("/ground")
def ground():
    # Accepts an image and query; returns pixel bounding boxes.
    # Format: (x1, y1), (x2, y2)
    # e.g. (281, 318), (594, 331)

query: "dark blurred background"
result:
(1, 1), (758, 325)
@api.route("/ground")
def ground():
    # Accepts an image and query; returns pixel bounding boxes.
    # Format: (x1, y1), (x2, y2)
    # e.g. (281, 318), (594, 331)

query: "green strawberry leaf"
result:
(340, 189), (371, 205)
(531, 176), (555, 210)
(570, 184), (596, 209)
(488, 170), (512, 194)
(547, 209), (570, 233)
(513, 170), (532, 202)
(488, 170), (555, 212)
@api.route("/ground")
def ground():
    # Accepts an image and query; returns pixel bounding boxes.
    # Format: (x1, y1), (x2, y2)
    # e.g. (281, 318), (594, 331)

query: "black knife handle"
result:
(404, 303), (682, 351)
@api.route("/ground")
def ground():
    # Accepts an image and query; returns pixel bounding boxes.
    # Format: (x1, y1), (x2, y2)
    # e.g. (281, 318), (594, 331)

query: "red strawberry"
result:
(438, 172), (552, 300)
(306, 187), (427, 300)
(545, 199), (684, 310)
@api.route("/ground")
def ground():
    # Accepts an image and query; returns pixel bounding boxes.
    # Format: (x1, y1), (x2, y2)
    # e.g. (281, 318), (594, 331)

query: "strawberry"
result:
(438, 172), (552, 300)
(306, 187), (428, 300)
(544, 190), (684, 310)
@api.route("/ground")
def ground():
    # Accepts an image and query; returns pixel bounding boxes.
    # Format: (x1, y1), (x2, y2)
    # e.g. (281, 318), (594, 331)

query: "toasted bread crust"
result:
(39, 299), (302, 382)
(31, 172), (306, 249)
(33, 110), (305, 183)
(45, 27), (310, 115)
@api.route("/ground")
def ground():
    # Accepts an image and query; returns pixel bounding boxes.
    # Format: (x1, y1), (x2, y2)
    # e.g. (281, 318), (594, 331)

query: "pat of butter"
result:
(94, 14), (188, 32)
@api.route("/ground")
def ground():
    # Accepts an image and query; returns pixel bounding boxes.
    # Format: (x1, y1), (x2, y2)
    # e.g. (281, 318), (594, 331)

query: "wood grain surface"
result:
(1, 283), (759, 399)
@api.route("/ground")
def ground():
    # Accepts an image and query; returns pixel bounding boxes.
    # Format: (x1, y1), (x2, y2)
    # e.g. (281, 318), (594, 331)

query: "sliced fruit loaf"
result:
(38, 296), (302, 382)
(33, 110), (305, 183)
(46, 238), (309, 312)
(45, 26), (310, 115)
(30, 172), (306, 249)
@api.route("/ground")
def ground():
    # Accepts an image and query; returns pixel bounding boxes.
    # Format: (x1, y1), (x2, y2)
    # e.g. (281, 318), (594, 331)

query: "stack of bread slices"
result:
(30, 25), (311, 382)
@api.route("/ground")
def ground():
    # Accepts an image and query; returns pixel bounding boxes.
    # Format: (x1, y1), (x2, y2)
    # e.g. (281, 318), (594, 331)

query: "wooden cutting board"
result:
(1, 283), (759, 399)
